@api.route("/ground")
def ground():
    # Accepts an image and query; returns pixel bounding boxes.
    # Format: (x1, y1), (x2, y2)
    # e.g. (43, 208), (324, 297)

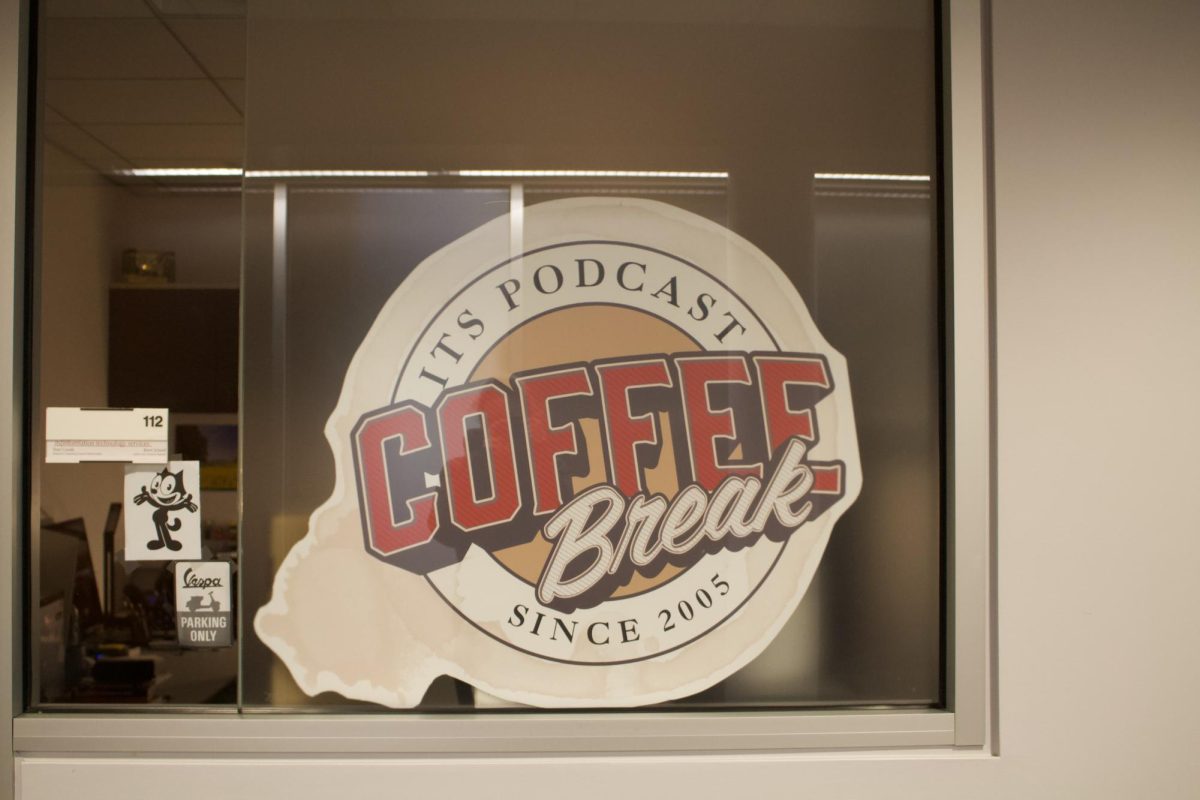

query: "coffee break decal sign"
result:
(255, 198), (862, 707)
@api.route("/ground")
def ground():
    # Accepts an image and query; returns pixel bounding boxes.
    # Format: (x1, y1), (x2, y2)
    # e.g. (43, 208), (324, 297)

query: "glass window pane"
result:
(239, 0), (940, 709)
(30, 2), (245, 706)
(27, 0), (940, 712)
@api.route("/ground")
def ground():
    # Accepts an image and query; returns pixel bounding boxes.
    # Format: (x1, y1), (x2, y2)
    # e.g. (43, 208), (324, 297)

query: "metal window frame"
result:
(2, 0), (28, 794)
(1, 0), (993, 778)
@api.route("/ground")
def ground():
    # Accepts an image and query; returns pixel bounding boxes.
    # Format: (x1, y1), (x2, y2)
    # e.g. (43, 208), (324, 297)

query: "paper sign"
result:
(176, 561), (232, 647)
(124, 461), (201, 561)
(46, 407), (169, 463)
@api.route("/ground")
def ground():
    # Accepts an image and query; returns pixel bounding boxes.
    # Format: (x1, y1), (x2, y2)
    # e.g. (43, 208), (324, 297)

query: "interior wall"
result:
(118, 190), (240, 287)
(989, 0), (1200, 793)
(36, 144), (122, 578)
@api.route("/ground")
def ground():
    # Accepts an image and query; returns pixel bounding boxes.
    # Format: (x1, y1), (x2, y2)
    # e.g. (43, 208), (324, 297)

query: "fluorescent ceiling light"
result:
(111, 168), (729, 181)
(814, 172), (931, 182)
(245, 169), (432, 178)
(115, 168), (243, 177)
(455, 169), (728, 179)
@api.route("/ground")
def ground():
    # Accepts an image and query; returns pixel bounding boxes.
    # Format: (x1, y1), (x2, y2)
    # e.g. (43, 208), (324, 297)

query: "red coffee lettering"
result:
(437, 384), (522, 531)
(677, 355), (763, 490)
(753, 355), (832, 453)
(515, 367), (594, 515)
(597, 358), (673, 496)
(354, 403), (440, 555)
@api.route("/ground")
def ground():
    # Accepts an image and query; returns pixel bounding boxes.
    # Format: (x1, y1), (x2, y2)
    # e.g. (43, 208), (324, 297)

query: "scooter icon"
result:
(185, 591), (221, 613)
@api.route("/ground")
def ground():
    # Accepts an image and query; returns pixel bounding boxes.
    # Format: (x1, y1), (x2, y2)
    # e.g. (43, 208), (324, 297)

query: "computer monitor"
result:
(39, 518), (102, 701)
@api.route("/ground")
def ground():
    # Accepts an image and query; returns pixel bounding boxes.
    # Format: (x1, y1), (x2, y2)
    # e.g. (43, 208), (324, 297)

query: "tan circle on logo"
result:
(469, 303), (699, 598)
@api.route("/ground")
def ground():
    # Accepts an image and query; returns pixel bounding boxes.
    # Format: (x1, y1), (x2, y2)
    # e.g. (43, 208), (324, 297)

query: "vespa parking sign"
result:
(176, 561), (232, 647)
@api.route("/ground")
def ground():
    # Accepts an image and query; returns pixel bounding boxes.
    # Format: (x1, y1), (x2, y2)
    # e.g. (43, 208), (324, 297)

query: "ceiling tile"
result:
(83, 123), (244, 163)
(216, 79), (244, 113)
(757, 0), (926, 29)
(45, 0), (153, 18)
(44, 18), (204, 79)
(163, 17), (246, 77)
(377, 0), (576, 22)
(43, 124), (131, 172)
(46, 79), (244, 124)
(151, 0), (246, 17)
(42, 143), (130, 188)
(572, 0), (752, 25)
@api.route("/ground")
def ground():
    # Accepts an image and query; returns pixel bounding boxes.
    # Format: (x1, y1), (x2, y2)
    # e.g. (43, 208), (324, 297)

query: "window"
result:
(14, 0), (989, 751)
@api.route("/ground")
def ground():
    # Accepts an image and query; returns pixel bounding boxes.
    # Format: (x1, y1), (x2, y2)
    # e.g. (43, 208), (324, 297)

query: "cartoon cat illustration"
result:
(132, 467), (197, 552)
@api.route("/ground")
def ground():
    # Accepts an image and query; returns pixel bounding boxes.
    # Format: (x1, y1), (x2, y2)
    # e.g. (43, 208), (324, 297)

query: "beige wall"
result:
(990, 0), (1200, 791)
(35, 144), (122, 578)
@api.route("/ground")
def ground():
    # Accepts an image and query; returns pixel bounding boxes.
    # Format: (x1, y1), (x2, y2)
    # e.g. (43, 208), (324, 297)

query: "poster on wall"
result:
(255, 198), (862, 708)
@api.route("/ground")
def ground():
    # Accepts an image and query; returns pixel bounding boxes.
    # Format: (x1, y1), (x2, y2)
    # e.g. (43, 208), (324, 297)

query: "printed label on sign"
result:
(124, 461), (202, 561)
(255, 198), (863, 708)
(46, 407), (169, 463)
(176, 561), (232, 647)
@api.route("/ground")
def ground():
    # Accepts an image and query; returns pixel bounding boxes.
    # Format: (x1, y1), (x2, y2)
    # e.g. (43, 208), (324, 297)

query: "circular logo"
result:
(256, 198), (861, 707)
